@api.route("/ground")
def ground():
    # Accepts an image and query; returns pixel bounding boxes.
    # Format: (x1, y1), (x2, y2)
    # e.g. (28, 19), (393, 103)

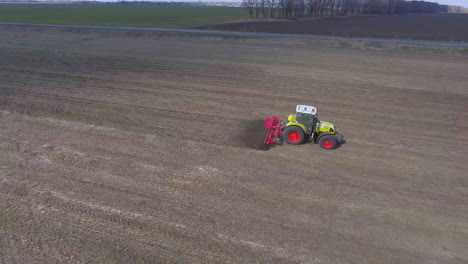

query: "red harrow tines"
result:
(260, 116), (284, 150)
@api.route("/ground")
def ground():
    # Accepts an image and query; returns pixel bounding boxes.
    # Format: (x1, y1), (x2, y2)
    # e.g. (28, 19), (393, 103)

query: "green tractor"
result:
(262, 105), (344, 150)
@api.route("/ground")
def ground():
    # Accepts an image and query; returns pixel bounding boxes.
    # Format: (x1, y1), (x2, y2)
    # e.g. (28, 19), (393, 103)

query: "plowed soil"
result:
(198, 14), (468, 42)
(1, 26), (467, 263)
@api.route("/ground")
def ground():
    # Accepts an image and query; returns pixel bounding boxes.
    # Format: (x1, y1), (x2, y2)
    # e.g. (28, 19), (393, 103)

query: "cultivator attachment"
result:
(260, 116), (284, 151)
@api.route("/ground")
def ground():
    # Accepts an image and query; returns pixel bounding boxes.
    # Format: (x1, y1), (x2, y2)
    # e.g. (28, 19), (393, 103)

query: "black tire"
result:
(316, 132), (330, 144)
(283, 126), (305, 145)
(319, 135), (337, 150)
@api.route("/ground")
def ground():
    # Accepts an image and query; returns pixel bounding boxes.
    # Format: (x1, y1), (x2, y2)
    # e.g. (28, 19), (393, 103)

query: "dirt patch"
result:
(242, 119), (270, 150)
(198, 14), (468, 42)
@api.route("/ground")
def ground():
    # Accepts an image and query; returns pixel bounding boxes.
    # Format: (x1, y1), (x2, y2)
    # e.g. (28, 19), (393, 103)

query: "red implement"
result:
(260, 116), (284, 150)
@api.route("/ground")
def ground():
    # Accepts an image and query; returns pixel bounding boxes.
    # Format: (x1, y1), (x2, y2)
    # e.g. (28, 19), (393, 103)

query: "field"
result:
(199, 14), (468, 42)
(2, 5), (468, 42)
(1, 25), (468, 263)
(0, 4), (248, 28)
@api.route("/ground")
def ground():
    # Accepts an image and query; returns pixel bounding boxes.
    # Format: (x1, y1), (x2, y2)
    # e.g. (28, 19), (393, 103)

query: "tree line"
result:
(242, 0), (450, 18)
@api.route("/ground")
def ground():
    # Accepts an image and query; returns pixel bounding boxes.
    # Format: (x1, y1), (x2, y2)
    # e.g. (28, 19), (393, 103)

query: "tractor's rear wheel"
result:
(283, 126), (305, 145)
(319, 135), (337, 150)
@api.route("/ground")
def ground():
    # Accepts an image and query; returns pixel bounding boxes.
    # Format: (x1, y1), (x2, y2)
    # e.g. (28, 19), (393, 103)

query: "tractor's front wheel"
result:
(283, 126), (305, 145)
(319, 135), (338, 150)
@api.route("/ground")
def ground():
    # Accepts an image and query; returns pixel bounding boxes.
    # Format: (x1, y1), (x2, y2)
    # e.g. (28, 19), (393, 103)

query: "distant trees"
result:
(242, 0), (450, 18)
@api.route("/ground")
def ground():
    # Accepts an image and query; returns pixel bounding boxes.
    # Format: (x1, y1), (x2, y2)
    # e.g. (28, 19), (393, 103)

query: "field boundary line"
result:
(1, 21), (468, 47)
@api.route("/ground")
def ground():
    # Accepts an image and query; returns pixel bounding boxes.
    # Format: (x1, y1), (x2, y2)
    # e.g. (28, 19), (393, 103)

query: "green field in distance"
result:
(0, 4), (248, 28)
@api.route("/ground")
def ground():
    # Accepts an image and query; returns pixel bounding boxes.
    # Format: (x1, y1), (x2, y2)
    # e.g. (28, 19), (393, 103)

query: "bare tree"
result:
(244, 0), (449, 19)
(242, 0), (255, 18)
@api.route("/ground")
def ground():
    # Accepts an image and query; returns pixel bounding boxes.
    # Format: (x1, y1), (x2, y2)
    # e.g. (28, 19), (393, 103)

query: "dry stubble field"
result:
(0, 26), (467, 263)
(199, 14), (468, 42)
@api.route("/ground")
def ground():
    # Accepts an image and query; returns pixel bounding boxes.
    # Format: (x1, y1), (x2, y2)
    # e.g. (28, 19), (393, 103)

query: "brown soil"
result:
(197, 14), (468, 42)
(1, 26), (467, 263)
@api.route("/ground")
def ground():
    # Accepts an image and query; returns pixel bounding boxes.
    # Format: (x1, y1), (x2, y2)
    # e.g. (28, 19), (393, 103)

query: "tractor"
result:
(261, 105), (344, 150)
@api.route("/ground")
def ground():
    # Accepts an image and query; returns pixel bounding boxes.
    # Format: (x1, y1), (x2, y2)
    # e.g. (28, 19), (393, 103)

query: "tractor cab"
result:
(289, 105), (318, 135)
